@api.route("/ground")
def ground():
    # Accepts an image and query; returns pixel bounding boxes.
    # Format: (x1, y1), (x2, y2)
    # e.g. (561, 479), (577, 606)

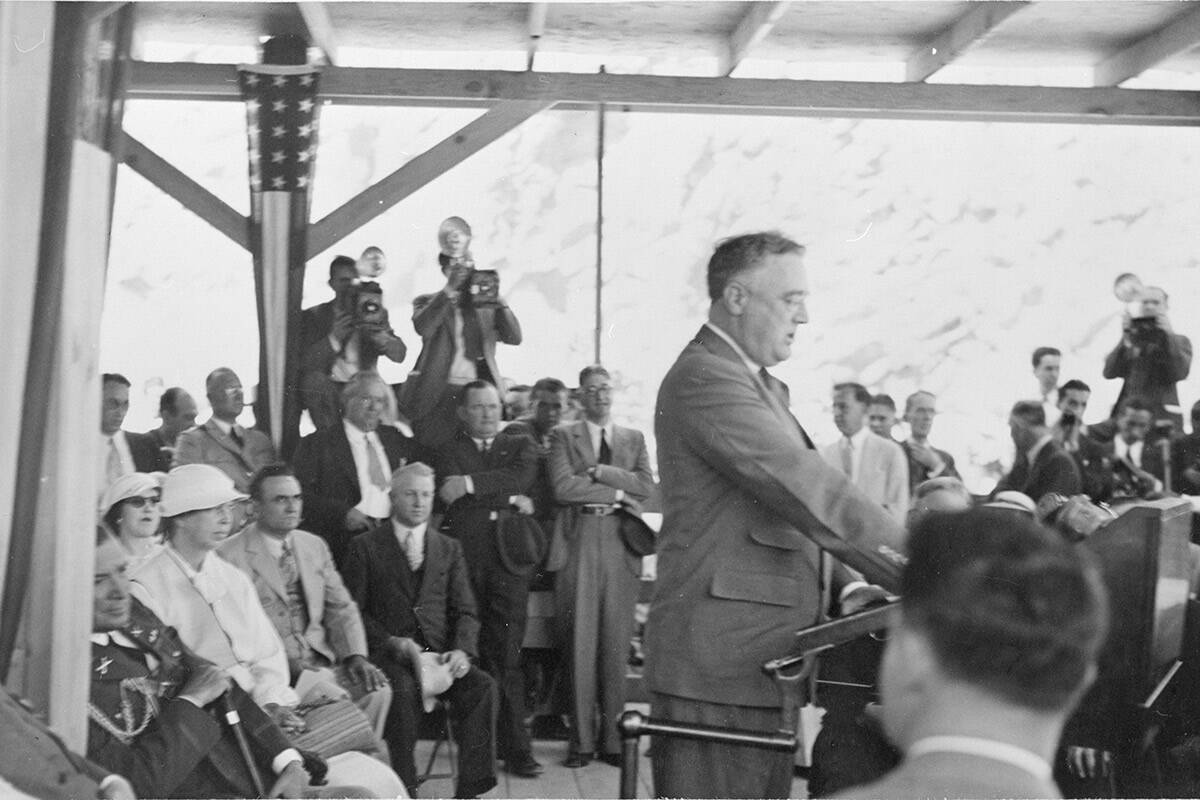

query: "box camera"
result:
(467, 269), (500, 304)
(353, 282), (387, 326)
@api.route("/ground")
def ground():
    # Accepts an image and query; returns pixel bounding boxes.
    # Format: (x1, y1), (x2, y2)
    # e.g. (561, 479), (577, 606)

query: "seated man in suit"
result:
(130, 464), (404, 796)
(434, 380), (542, 778)
(99, 373), (161, 494)
(995, 400), (1082, 504)
(298, 255), (407, 430)
(399, 216), (523, 449)
(1053, 379), (1114, 503)
(145, 387), (197, 472)
(342, 462), (498, 799)
(1106, 396), (1167, 502)
(294, 371), (421, 568)
(550, 365), (655, 767)
(900, 390), (960, 497)
(843, 507), (1108, 800)
(219, 463), (392, 742)
(821, 382), (909, 524)
(90, 527), (349, 799)
(1172, 399), (1200, 495)
(174, 367), (276, 495)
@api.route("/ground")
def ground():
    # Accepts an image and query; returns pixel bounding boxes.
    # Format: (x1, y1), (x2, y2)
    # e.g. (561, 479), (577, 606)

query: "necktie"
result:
(841, 437), (854, 477)
(106, 437), (123, 485)
(401, 529), (423, 571)
(598, 429), (612, 465)
(279, 539), (299, 587)
(229, 426), (244, 449)
(366, 434), (388, 490)
(480, 438), (491, 454)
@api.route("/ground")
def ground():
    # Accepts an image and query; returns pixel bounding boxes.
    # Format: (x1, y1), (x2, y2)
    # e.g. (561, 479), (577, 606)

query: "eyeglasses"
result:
(583, 386), (613, 397)
(125, 494), (160, 508)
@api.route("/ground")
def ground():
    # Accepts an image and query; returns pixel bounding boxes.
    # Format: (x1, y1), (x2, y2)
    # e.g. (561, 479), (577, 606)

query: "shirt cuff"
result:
(839, 581), (869, 604)
(99, 775), (123, 796)
(464, 476), (475, 495)
(614, 489), (625, 502)
(272, 748), (304, 775)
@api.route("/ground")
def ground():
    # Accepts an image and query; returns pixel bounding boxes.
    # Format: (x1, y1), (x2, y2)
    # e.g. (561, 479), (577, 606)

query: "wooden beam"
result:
(526, 2), (548, 71)
(1094, 3), (1200, 86)
(297, 2), (339, 66)
(906, 2), (1030, 83)
(720, 1), (790, 77)
(126, 61), (1200, 126)
(117, 132), (250, 251)
(308, 99), (551, 257)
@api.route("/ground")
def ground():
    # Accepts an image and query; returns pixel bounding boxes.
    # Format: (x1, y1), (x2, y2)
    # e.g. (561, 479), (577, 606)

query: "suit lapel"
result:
(292, 535), (323, 624)
(570, 421), (596, 466)
(378, 526), (416, 601)
(331, 425), (360, 492)
(245, 526), (288, 602)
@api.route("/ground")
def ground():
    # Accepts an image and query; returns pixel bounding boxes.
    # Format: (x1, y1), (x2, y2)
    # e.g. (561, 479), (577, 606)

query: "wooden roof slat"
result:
(720, 1), (791, 76)
(905, 1), (1030, 82)
(1094, 3), (1200, 86)
(297, 2), (339, 65)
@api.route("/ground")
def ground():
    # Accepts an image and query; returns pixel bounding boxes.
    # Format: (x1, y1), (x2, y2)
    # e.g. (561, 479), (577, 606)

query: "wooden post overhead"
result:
(127, 62), (1200, 126)
(905, 2), (1031, 83)
(307, 98), (552, 257)
(297, 2), (340, 65)
(720, 1), (791, 77)
(1094, 3), (1200, 87)
(526, 2), (548, 71)
(117, 131), (251, 251)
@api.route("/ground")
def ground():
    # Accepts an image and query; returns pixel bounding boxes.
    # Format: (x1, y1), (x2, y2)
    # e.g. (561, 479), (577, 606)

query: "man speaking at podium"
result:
(645, 232), (908, 798)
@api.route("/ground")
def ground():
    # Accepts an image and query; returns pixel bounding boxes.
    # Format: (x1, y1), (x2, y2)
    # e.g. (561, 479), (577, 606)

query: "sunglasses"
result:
(125, 494), (161, 509)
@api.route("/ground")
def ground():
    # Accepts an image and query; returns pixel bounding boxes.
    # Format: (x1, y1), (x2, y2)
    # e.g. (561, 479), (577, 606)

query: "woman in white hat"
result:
(99, 472), (164, 568)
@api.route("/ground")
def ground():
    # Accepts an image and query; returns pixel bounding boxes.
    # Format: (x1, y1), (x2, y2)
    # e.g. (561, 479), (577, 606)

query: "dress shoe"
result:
(598, 753), (623, 768)
(563, 750), (591, 768)
(504, 754), (544, 778)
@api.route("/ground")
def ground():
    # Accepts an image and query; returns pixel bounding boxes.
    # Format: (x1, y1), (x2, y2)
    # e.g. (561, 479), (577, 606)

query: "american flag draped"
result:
(238, 64), (321, 454)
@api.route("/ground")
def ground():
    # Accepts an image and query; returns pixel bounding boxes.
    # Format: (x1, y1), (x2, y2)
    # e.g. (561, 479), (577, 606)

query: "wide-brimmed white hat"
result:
(98, 472), (163, 516)
(984, 490), (1037, 515)
(160, 464), (247, 517)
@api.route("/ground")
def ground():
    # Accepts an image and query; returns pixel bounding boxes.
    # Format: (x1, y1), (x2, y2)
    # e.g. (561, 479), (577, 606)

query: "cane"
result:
(221, 692), (268, 797)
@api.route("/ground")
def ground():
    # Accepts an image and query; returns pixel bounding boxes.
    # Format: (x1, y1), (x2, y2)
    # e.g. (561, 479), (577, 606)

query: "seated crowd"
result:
(9, 237), (1195, 800)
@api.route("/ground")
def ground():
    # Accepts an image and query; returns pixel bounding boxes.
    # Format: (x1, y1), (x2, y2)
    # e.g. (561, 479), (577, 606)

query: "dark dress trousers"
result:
(647, 325), (906, 799)
(87, 597), (295, 799)
(434, 429), (540, 763)
(293, 422), (420, 567)
(342, 523), (496, 797)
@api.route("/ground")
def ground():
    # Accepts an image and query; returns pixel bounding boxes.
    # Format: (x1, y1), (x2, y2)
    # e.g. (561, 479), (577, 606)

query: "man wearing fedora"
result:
(342, 462), (498, 799)
(432, 379), (543, 779)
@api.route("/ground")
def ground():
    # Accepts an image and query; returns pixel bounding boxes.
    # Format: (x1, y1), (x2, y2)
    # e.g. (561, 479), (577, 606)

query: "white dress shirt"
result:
(447, 300), (477, 385)
(99, 430), (135, 489)
(343, 419), (392, 519)
(907, 735), (1052, 783)
(841, 426), (872, 484)
(392, 519), (427, 571)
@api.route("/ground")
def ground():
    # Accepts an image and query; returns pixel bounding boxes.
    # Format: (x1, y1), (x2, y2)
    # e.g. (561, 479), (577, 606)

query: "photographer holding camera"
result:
(299, 255), (408, 431)
(1103, 285), (1192, 431)
(399, 217), (522, 448)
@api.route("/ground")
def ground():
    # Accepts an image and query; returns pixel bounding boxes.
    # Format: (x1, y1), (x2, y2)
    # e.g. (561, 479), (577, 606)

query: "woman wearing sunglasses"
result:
(100, 472), (164, 568)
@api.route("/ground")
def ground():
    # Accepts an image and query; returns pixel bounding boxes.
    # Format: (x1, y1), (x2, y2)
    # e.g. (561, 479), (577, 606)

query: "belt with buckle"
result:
(580, 504), (616, 516)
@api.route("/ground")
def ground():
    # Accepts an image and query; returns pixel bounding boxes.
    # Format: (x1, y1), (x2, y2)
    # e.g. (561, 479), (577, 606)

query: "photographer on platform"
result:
(400, 217), (522, 448)
(299, 255), (407, 431)
(1103, 285), (1191, 431)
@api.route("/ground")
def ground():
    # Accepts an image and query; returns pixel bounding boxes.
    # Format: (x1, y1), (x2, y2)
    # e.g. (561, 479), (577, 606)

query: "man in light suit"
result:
(174, 367), (276, 494)
(99, 373), (162, 493)
(342, 462), (498, 799)
(646, 232), (906, 798)
(550, 364), (655, 767)
(293, 372), (421, 567)
(399, 219), (523, 449)
(219, 463), (392, 741)
(843, 508), (1107, 800)
(821, 382), (910, 525)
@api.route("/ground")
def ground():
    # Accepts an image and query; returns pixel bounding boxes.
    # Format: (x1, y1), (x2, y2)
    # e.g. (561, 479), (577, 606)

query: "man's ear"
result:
(721, 281), (749, 317)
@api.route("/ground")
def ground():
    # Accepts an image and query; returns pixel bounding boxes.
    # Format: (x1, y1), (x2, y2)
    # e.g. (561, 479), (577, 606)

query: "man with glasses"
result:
(294, 371), (420, 568)
(174, 367), (276, 494)
(549, 365), (654, 768)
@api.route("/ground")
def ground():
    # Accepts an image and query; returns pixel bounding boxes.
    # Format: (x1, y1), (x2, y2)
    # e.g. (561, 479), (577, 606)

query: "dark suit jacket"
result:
(142, 428), (178, 473)
(0, 692), (107, 800)
(1172, 432), (1200, 494)
(995, 439), (1082, 503)
(646, 325), (906, 709)
(173, 419), (276, 493)
(299, 299), (407, 379)
(342, 522), (480, 660)
(1069, 434), (1115, 503)
(500, 419), (557, 523)
(293, 422), (421, 565)
(433, 430), (539, 574)
(399, 290), (522, 421)
(87, 597), (293, 799)
(900, 440), (961, 496)
(1103, 329), (1192, 427)
(125, 430), (165, 474)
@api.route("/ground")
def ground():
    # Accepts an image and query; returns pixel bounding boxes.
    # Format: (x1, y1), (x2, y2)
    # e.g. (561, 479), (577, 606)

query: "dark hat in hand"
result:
(497, 514), (548, 576)
(616, 506), (657, 557)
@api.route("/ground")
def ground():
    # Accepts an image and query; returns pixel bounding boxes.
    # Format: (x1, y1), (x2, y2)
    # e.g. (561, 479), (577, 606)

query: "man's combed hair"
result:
(329, 255), (356, 277)
(903, 508), (1108, 711)
(834, 382), (872, 408)
(1011, 400), (1046, 427)
(871, 393), (896, 411)
(578, 365), (610, 387)
(706, 231), (805, 302)
(1031, 346), (1061, 368)
(103, 373), (131, 388)
(1060, 378), (1091, 396)
(457, 379), (497, 406)
(531, 377), (567, 396)
(249, 463), (296, 501)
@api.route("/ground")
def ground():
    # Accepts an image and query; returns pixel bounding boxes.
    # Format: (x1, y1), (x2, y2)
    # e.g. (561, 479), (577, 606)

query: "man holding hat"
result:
(399, 216), (523, 448)
(343, 461), (498, 799)
(130, 464), (405, 798)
